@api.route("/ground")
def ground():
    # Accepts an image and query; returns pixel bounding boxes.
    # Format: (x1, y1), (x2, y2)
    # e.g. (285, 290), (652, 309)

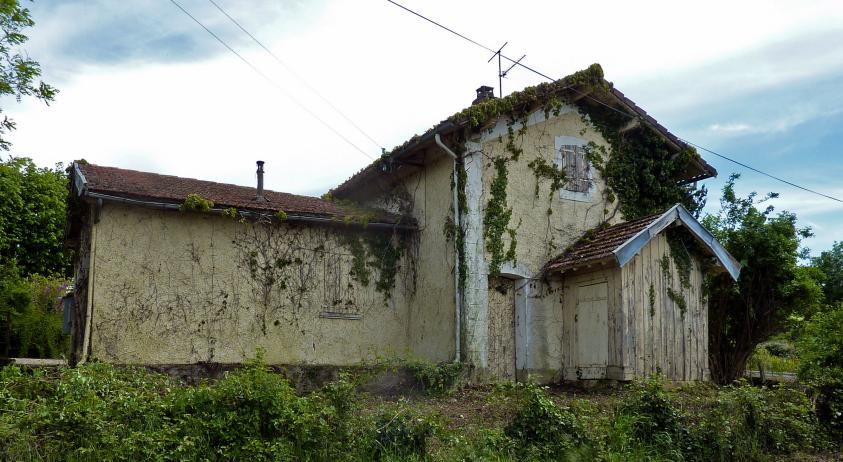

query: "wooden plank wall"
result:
(619, 234), (708, 381)
(560, 268), (622, 380)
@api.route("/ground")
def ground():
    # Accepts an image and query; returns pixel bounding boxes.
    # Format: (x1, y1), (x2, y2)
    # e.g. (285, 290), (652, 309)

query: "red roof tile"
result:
(545, 212), (663, 273)
(77, 163), (410, 226)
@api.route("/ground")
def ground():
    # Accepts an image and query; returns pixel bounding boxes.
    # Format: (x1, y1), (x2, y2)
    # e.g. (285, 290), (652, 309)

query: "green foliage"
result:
(501, 382), (586, 458)
(797, 303), (843, 436)
(666, 228), (694, 289)
(341, 232), (404, 301)
(365, 233), (403, 299)
(0, 263), (67, 358)
(0, 363), (835, 461)
(221, 207), (238, 219)
(693, 382), (823, 460)
(747, 343), (799, 375)
(812, 241), (843, 304)
(666, 287), (687, 317)
(344, 234), (370, 286)
(648, 283), (656, 317)
(704, 174), (824, 384)
(179, 193), (214, 212)
(526, 156), (566, 199)
(454, 161), (468, 291)
(0, 157), (70, 277)
(0, 355), (370, 461)
(405, 360), (463, 396)
(449, 63), (606, 131)
(371, 404), (439, 460)
(578, 104), (707, 219)
(275, 209), (288, 221)
(484, 157), (515, 276)
(0, 1), (56, 151)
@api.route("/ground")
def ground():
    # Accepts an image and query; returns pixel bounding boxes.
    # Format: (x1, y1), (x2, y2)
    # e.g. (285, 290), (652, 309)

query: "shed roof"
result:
(72, 163), (412, 228)
(545, 204), (741, 281)
(331, 64), (716, 197)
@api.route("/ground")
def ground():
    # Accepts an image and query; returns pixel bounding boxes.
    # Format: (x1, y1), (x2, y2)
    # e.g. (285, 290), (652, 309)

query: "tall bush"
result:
(798, 303), (843, 437)
(0, 264), (67, 358)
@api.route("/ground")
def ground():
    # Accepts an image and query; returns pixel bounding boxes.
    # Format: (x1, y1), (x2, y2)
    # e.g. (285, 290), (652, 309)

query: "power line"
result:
(681, 140), (843, 203)
(168, 0), (375, 160)
(206, 0), (384, 151)
(385, 0), (843, 204)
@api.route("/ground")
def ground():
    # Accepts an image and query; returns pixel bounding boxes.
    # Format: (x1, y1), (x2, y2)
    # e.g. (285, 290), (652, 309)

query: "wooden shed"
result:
(544, 204), (740, 382)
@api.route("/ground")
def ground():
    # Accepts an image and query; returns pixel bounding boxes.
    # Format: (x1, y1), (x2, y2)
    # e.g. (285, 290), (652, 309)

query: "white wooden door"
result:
(576, 281), (608, 379)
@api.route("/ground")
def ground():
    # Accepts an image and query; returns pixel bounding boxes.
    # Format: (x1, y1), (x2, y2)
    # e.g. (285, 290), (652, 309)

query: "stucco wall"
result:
(352, 151), (457, 363)
(87, 203), (418, 366)
(476, 105), (621, 276)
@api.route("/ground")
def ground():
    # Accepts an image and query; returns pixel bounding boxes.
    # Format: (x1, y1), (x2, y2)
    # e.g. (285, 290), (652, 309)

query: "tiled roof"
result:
(331, 64), (716, 197)
(76, 163), (410, 226)
(544, 212), (663, 273)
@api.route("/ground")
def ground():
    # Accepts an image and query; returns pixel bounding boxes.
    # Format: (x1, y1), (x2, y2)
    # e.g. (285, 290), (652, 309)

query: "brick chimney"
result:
(472, 85), (495, 105)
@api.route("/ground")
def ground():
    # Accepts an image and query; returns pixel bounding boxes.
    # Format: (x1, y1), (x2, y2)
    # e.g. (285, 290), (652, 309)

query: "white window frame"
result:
(554, 136), (595, 202)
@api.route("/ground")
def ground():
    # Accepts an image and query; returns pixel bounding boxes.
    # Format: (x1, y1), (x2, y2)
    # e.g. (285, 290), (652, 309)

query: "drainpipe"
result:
(435, 133), (462, 363)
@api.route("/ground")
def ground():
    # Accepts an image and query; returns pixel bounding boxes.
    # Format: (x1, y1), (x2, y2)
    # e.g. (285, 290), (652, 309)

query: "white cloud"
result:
(708, 123), (753, 134)
(5, 0), (843, 214)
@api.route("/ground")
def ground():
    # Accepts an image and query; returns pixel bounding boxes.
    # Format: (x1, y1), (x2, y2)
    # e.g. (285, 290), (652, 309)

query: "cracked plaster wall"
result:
(86, 203), (417, 366)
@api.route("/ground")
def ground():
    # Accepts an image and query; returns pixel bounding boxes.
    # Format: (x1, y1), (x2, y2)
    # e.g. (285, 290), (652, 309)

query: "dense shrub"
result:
(406, 360), (464, 396)
(0, 356), (368, 461)
(693, 382), (822, 461)
(0, 264), (67, 359)
(371, 403), (439, 460)
(798, 303), (843, 436)
(502, 382), (586, 458)
(0, 363), (835, 461)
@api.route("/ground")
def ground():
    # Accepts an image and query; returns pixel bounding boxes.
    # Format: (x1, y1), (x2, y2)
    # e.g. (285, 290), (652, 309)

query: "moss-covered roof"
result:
(331, 64), (715, 197)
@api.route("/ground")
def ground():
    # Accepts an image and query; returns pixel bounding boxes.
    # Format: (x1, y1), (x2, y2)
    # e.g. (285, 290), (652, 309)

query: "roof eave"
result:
(613, 204), (741, 281)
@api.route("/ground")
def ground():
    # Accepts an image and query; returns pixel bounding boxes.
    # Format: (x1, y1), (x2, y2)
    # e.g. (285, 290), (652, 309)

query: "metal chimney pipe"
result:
(255, 160), (266, 202)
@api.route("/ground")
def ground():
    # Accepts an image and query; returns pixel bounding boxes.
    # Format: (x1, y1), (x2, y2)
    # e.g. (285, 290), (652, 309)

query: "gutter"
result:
(82, 191), (416, 231)
(434, 133), (462, 363)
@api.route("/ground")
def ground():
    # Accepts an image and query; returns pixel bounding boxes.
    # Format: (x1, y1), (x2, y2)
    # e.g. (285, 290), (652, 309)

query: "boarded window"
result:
(559, 145), (591, 193)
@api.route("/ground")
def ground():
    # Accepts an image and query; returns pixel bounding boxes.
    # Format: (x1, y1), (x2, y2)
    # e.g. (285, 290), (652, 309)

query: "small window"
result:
(554, 136), (593, 201)
(559, 145), (591, 193)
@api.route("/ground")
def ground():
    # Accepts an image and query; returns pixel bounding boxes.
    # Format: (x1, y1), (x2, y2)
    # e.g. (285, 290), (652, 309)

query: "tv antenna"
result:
(488, 42), (526, 97)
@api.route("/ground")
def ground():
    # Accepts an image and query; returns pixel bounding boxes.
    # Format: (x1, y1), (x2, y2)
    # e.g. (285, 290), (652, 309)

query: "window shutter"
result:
(559, 145), (590, 193)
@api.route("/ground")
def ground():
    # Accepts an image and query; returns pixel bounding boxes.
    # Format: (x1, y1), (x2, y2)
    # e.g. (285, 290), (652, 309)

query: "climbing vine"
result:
(575, 93), (706, 220)
(340, 231), (405, 303)
(445, 159), (469, 291)
(667, 287), (688, 317)
(666, 228), (700, 290)
(526, 157), (566, 199)
(179, 193), (214, 212)
(484, 157), (516, 276)
(451, 63), (705, 222)
(648, 283), (656, 317)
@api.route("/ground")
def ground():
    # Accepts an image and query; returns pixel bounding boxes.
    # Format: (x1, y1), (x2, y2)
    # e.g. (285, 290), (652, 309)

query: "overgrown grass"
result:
(0, 359), (837, 461)
(747, 342), (800, 375)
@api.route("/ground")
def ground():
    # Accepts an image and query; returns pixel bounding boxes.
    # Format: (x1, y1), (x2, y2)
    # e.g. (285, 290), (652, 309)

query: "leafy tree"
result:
(0, 261), (66, 358)
(812, 241), (843, 304)
(703, 174), (824, 384)
(0, 0), (56, 150)
(0, 157), (70, 277)
(797, 303), (843, 436)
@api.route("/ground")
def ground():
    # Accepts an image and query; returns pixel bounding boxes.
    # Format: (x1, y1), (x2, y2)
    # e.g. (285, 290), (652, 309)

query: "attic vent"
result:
(472, 85), (494, 105)
(255, 160), (267, 202)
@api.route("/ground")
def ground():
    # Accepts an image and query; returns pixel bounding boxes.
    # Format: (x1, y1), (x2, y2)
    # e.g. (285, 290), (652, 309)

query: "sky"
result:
(5, 0), (843, 255)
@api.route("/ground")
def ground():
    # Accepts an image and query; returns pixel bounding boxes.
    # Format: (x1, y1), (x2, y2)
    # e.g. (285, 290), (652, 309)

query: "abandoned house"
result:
(66, 64), (740, 383)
